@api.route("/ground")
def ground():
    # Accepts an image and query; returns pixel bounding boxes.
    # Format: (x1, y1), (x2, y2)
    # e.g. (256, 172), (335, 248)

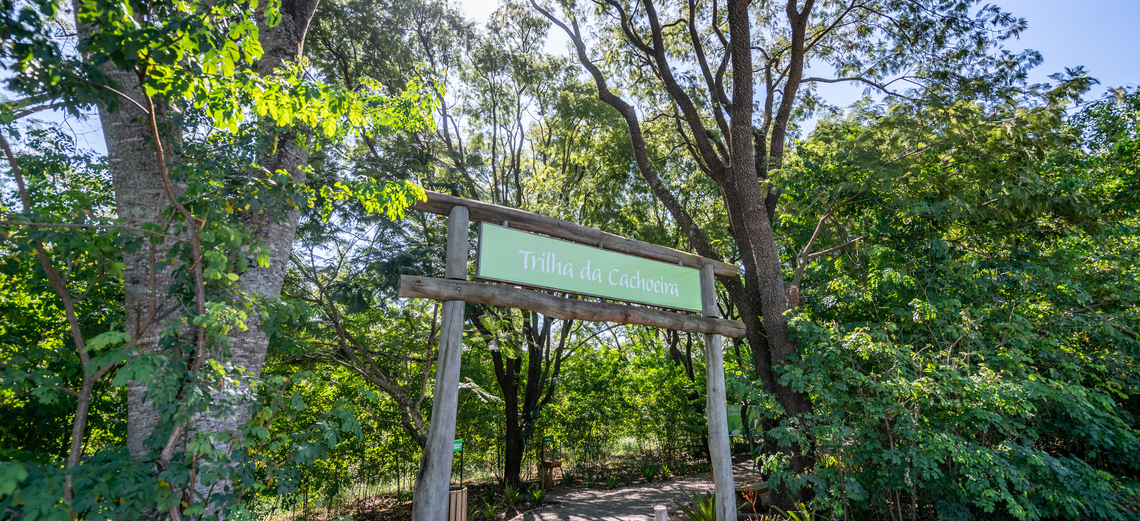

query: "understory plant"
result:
(676, 491), (717, 521)
(476, 499), (497, 520)
(503, 483), (522, 511)
(640, 462), (659, 483)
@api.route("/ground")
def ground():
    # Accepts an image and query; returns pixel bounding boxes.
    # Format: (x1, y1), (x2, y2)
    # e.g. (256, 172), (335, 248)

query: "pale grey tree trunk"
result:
(202, 0), (321, 419)
(81, 0), (321, 508)
(93, 64), (187, 459)
(190, 0), (321, 510)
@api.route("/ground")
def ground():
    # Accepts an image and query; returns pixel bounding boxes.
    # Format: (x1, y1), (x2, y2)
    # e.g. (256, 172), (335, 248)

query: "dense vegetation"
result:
(0, 0), (1136, 519)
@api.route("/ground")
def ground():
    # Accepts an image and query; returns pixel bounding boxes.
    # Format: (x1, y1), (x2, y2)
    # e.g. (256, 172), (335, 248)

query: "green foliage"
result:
(0, 371), (360, 520)
(773, 504), (816, 521)
(640, 462), (659, 483)
(0, 128), (126, 460)
(530, 487), (546, 506)
(761, 86), (1140, 519)
(675, 491), (717, 521)
(475, 498), (497, 520)
(502, 482), (522, 511)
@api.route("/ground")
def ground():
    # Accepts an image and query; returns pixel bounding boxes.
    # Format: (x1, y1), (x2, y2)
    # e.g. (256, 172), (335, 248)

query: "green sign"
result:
(476, 224), (703, 312)
(543, 435), (553, 444)
(453, 439), (463, 452)
(727, 405), (743, 436)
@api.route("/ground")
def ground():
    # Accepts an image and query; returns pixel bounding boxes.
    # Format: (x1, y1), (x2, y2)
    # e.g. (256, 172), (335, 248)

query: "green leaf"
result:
(0, 462), (28, 496)
(84, 331), (130, 353)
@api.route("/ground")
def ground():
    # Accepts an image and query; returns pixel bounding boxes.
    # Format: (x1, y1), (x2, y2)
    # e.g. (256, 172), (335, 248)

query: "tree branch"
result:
(801, 76), (917, 101)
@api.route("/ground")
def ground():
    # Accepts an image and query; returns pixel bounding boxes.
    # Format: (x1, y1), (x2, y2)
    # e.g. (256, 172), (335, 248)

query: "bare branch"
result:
(801, 76), (917, 101)
(808, 234), (868, 260)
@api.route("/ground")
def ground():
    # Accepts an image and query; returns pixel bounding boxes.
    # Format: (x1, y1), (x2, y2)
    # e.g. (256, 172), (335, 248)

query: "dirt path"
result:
(509, 461), (761, 521)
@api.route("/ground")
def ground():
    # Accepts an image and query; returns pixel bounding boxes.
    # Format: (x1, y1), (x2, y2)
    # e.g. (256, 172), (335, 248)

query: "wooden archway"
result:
(403, 191), (744, 521)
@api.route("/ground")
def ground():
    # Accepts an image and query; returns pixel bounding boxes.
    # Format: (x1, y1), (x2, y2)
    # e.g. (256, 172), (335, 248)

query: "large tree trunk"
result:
(96, 66), (184, 459)
(68, 0), (183, 462)
(83, 0), (321, 506)
(193, 0), (321, 438)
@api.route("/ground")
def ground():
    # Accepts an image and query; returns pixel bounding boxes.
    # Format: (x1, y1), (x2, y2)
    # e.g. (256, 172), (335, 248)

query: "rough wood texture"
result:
(398, 275), (746, 338)
(701, 264), (720, 318)
(413, 190), (737, 278)
(411, 207), (469, 521)
(445, 205), (469, 280)
(701, 264), (736, 521)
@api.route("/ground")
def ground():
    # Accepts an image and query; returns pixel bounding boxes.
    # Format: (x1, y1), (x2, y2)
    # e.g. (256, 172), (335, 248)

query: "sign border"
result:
(474, 222), (703, 313)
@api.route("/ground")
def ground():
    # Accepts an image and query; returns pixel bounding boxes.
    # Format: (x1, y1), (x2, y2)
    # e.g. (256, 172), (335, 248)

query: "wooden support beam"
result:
(398, 275), (747, 338)
(411, 206), (468, 521)
(412, 190), (738, 278)
(701, 264), (736, 521)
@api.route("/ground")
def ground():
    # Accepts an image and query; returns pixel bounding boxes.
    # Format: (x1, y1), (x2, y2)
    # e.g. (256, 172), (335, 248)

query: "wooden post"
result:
(701, 263), (736, 520)
(411, 205), (469, 521)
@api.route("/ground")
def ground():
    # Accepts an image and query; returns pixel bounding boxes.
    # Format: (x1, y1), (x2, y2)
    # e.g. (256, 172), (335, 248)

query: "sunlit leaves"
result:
(771, 85), (1140, 519)
(1, 0), (437, 516)
(316, 178), (426, 221)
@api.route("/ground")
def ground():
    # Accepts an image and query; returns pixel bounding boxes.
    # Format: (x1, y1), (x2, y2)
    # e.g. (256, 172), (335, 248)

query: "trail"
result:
(509, 460), (761, 521)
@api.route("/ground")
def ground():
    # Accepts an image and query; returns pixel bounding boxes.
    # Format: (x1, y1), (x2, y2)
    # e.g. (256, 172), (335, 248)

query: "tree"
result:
(282, 214), (444, 448)
(80, 0), (325, 466)
(529, 0), (1041, 503)
(472, 310), (577, 486)
(0, 0), (434, 515)
(765, 79), (1139, 518)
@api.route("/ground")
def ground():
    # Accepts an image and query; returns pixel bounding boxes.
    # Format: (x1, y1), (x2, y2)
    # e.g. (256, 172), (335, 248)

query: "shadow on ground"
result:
(510, 460), (760, 521)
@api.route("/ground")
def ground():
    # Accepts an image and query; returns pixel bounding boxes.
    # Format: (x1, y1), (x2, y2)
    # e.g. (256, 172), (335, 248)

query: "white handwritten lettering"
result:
(516, 247), (691, 302)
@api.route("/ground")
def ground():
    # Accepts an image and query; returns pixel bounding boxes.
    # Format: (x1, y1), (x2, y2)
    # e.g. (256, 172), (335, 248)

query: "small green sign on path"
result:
(543, 435), (553, 443)
(453, 439), (463, 452)
(477, 223), (703, 312)
(727, 405), (743, 436)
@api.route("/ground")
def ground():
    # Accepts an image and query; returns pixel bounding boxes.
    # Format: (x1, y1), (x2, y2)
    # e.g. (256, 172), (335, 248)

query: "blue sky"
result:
(810, 0), (1140, 107)
(460, 0), (1139, 106)
(992, 0), (1139, 90)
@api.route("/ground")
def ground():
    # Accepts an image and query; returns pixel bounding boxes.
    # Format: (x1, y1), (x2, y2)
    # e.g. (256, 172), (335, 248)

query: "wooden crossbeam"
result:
(397, 275), (747, 338)
(411, 190), (739, 278)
